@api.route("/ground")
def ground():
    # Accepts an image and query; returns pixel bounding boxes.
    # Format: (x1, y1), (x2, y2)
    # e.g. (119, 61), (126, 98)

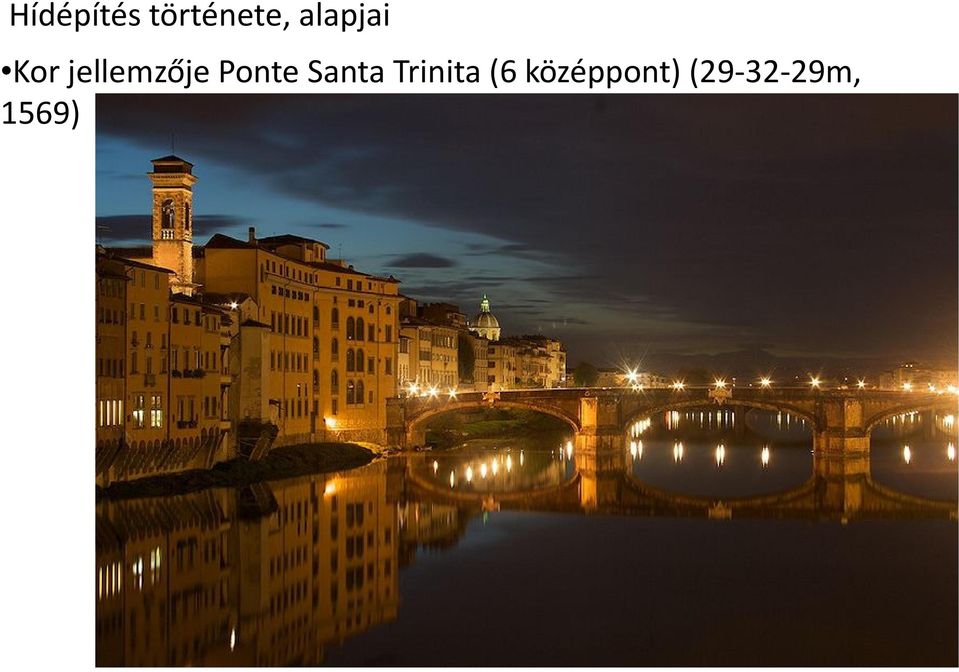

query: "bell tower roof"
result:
(151, 155), (195, 175)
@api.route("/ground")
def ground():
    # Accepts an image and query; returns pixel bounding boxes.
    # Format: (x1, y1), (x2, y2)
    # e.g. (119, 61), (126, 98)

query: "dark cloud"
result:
(310, 222), (348, 229)
(95, 213), (249, 243)
(96, 94), (958, 362)
(387, 253), (457, 269)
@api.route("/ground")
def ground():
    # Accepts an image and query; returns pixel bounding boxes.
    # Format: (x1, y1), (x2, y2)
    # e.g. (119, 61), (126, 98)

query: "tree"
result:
(572, 361), (599, 387)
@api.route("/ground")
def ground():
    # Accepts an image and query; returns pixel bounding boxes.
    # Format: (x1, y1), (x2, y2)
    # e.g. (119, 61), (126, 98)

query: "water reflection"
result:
(97, 409), (958, 666)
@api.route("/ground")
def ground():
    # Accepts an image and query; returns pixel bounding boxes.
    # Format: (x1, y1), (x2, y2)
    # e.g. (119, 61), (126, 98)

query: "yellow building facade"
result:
(95, 252), (233, 485)
(197, 231), (401, 444)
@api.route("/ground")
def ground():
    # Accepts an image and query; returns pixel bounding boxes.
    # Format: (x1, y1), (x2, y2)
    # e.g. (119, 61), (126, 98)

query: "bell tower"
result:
(149, 155), (198, 295)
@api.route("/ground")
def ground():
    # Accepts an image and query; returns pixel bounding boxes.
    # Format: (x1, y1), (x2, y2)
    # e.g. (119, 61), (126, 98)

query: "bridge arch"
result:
(406, 398), (582, 435)
(621, 398), (820, 434)
(863, 398), (958, 434)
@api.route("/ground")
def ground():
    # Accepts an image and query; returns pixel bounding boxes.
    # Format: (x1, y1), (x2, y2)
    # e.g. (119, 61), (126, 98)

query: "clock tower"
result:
(149, 155), (198, 295)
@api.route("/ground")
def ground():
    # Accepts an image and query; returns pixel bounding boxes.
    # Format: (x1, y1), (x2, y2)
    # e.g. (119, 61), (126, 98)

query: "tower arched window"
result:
(356, 349), (364, 373)
(331, 338), (338, 361)
(356, 318), (365, 341)
(312, 306), (319, 323)
(331, 369), (339, 395)
(184, 203), (191, 231)
(313, 369), (319, 387)
(160, 199), (175, 239)
(346, 349), (355, 372)
(331, 307), (339, 328)
(313, 337), (319, 356)
(346, 317), (355, 340)
(356, 380), (365, 405)
(347, 380), (356, 405)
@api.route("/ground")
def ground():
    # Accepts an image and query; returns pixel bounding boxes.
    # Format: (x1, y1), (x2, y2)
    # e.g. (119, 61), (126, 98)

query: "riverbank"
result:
(425, 408), (570, 450)
(98, 442), (375, 501)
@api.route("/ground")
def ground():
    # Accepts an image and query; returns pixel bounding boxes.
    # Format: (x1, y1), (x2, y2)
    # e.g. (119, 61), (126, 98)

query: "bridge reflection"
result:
(403, 445), (957, 522)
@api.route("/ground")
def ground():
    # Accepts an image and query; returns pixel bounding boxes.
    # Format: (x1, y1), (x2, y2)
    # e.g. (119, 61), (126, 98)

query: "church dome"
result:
(471, 295), (501, 341)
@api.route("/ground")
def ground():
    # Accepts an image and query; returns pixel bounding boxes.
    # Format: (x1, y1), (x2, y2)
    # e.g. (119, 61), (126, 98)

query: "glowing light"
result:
(565, 440), (573, 460)
(760, 377), (772, 389)
(626, 368), (639, 384)
(229, 301), (239, 311)
(324, 417), (337, 429)
(637, 440), (643, 459)
(230, 627), (237, 652)
(902, 445), (912, 464)
(928, 383), (937, 393)
(407, 382), (419, 396)
(520, 450), (525, 466)
(432, 460), (439, 475)
(948, 443), (956, 462)
(810, 377), (821, 389)
(947, 385), (958, 395)
(714, 378), (727, 389)
(672, 380), (686, 391)
(902, 382), (913, 392)
(506, 454), (513, 472)
(480, 462), (488, 479)
(492, 458), (499, 476)
(466, 465), (474, 483)
(943, 415), (955, 429)
(857, 379), (866, 389)
(761, 445), (770, 468)
(449, 470), (455, 488)
(673, 441), (684, 463)
(324, 481), (336, 496)
(715, 443), (726, 467)
(448, 387), (458, 399)
(629, 441), (638, 459)
(428, 385), (440, 399)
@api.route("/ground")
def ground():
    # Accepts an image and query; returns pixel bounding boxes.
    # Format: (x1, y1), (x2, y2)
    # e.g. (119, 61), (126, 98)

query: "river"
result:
(95, 409), (958, 666)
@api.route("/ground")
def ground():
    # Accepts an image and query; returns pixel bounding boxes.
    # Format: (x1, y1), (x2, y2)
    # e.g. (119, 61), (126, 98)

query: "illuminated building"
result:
(95, 251), (233, 485)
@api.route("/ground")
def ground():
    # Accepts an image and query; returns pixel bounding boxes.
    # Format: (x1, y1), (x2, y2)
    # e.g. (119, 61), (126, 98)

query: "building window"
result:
(368, 357), (375, 374)
(346, 380), (355, 405)
(331, 307), (339, 328)
(346, 349), (355, 372)
(385, 325), (392, 342)
(356, 349), (365, 373)
(132, 394), (145, 429)
(385, 358), (393, 375)
(150, 394), (163, 428)
(346, 317), (355, 340)
(331, 370), (339, 395)
(356, 318), (365, 342)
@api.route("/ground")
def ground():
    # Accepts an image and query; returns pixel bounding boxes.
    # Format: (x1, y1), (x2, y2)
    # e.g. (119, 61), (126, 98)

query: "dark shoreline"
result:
(98, 442), (376, 501)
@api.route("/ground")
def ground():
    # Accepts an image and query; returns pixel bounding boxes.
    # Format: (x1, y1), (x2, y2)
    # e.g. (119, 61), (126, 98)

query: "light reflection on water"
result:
(96, 409), (958, 667)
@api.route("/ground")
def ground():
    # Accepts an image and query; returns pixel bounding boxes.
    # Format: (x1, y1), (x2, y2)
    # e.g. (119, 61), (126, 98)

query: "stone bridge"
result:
(387, 387), (957, 458)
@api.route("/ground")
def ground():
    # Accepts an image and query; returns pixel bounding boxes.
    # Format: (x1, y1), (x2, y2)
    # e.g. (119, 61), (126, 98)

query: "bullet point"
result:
(1, 66), (11, 75)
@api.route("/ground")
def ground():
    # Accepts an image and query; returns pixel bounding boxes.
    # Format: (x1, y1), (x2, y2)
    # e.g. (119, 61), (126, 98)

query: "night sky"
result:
(96, 94), (957, 368)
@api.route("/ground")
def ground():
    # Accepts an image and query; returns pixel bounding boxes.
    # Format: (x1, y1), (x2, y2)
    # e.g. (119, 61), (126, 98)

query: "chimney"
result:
(248, 227), (256, 243)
